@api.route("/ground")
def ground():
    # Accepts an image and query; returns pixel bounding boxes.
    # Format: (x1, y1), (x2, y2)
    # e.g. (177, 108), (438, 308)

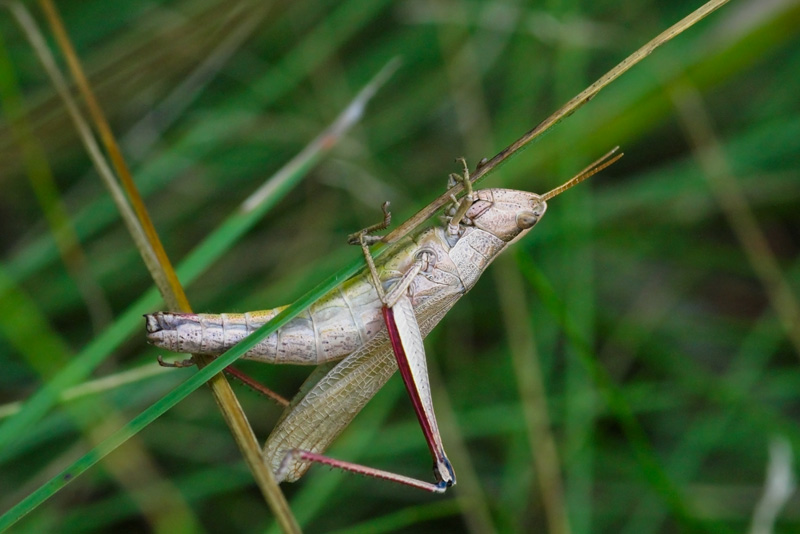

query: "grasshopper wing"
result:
(263, 290), (461, 482)
(384, 294), (455, 487)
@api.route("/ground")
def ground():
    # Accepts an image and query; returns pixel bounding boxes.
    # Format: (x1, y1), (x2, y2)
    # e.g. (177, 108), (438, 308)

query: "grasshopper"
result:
(145, 150), (621, 492)
(142, 0), (730, 493)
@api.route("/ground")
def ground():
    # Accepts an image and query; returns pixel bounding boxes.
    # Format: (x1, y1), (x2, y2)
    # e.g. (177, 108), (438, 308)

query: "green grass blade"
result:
(0, 254), (363, 531)
(0, 59), (397, 452)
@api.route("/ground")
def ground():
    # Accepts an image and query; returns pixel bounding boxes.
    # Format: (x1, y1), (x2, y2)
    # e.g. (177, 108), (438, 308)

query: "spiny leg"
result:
(273, 289), (455, 491)
(155, 353), (290, 406)
(276, 449), (448, 493)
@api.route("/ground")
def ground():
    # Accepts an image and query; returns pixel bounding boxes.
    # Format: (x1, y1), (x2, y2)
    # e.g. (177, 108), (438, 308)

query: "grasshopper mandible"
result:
(145, 149), (621, 492)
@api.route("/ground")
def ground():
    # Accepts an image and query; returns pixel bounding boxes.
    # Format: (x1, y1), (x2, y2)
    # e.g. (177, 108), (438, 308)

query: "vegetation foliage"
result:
(0, 0), (798, 532)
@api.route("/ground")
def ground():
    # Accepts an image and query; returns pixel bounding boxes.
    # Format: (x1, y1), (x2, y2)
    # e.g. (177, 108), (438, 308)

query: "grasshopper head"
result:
(457, 147), (621, 243)
(464, 189), (547, 243)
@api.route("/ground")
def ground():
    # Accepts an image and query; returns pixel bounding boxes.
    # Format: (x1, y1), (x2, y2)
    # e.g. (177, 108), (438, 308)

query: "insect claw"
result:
(455, 156), (469, 177)
(157, 355), (196, 368)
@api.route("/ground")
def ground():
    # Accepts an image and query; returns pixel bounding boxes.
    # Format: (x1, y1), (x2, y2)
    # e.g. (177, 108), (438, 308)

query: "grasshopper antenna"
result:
(541, 147), (623, 202)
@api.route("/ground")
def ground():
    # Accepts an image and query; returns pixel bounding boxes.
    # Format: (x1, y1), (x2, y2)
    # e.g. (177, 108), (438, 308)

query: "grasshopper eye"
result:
(516, 210), (539, 229)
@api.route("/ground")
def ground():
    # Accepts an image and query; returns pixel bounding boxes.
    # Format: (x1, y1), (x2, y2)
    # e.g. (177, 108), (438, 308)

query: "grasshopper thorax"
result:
(441, 189), (546, 290)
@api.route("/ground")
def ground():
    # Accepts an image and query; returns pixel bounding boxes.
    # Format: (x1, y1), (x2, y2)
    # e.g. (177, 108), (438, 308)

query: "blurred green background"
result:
(1, 0), (799, 532)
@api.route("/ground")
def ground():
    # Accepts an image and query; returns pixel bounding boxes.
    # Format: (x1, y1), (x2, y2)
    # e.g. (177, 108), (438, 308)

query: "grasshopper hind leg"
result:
(296, 203), (458, 493)
(275, 448), (452, 493)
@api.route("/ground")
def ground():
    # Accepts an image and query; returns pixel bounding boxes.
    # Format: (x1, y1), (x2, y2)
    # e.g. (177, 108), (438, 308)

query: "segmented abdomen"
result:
(145, 276), (384, 365)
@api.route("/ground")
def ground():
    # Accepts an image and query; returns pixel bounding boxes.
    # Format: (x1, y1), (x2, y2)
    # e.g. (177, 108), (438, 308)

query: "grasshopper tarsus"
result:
(446, 160), (476, 235)
(347, 200), (392, 245)
(347, 234), (383, 246)
(454, 156), (469, 176)
(157, 354), (195, 368)
(446, 157), (471, 188)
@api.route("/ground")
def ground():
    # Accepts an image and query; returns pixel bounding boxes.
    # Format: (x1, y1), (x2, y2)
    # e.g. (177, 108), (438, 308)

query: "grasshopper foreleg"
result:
(348, 200), (391, 300)
(446, 157), (476, 237)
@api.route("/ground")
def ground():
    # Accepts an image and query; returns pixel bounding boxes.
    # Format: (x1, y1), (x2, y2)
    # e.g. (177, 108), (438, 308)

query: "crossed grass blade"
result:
(0, 5), (399, 527)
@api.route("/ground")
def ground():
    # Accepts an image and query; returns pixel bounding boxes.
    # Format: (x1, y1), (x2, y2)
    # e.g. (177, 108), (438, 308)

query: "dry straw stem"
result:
(30, 1), (299, 530)
(37, 0), (189, 311)
(494, 257), (571, 534)
(2, 1), (160, 280)
(4, 0), (400, 529)
(1, 3), (201, 530)
(383, 0), (731, 245)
